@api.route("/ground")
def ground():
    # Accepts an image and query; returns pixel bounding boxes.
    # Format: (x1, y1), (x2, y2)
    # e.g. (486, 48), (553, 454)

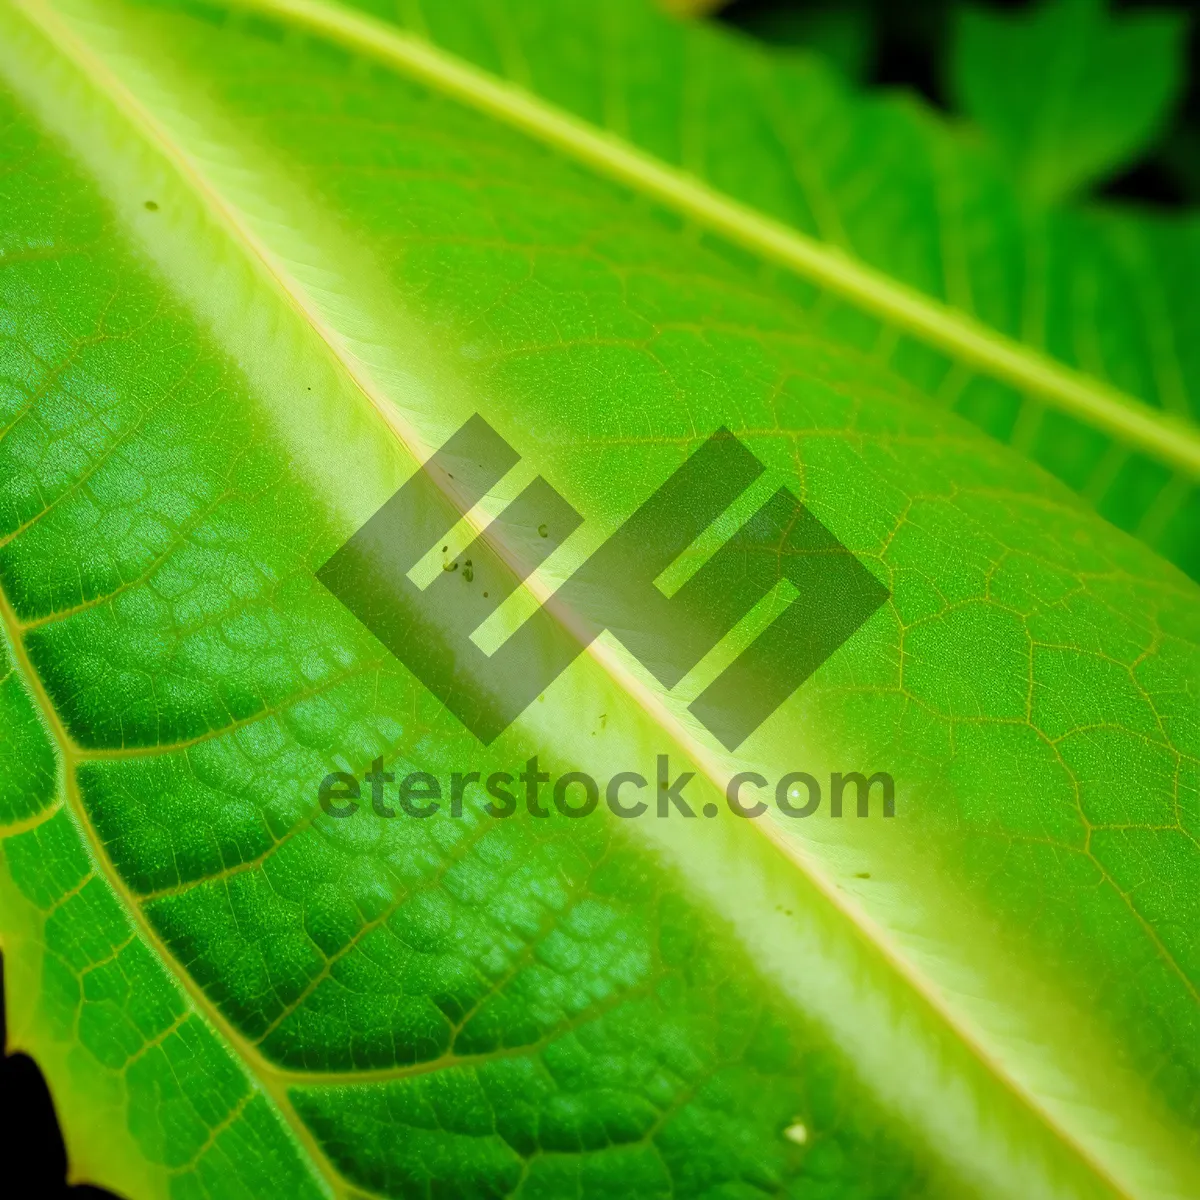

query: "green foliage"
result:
(949, 0), (1188, 204)
(0, 1), (1197, 1199)
(343, 0), (1200, 583)
(726, 2), (875, 81)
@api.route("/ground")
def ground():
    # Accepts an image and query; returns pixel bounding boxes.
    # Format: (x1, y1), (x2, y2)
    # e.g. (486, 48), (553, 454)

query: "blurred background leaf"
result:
(948, 0), (1187, 204)
(719, 0), (1199, 206)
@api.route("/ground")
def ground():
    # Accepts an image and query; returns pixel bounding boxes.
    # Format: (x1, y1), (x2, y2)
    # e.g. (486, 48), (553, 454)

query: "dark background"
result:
(1, 0), (1195, 1196)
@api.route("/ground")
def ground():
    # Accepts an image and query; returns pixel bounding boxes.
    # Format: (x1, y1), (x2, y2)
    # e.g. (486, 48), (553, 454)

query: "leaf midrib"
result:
(3, 1), (1151, 1197)
(243, 0), (1200, 480)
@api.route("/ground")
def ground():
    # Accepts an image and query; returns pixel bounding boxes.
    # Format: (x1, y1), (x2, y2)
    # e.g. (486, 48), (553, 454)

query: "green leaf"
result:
(0, 1), (1197, 1199)
(949, 0), (1188, 204)
(333, 0), (1200, 581)
(724, 3), (875, 82)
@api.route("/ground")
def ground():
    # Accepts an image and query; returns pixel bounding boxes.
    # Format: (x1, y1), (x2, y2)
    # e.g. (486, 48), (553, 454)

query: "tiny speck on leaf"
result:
(856, 872), (871, 879)
(784, 1121), (808, 1145)
(538, 524), (548, 538)
(144, 200), (159, 211)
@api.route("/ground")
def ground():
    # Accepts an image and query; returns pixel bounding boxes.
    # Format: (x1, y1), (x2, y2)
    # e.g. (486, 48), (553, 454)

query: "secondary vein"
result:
(234, 0), (1200, 480)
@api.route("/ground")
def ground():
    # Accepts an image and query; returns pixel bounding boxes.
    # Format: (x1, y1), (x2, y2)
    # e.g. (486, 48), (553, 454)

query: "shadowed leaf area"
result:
(0, 1), (1197, 1198)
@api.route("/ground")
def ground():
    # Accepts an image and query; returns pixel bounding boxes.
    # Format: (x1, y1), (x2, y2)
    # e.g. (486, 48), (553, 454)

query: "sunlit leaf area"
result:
(1, 1), (1197, 1197)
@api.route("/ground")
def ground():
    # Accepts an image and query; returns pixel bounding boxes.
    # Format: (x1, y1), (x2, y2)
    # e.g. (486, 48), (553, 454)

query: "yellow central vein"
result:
(237, 0), (1200, 481)
(1, 2), (1154, 1198)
